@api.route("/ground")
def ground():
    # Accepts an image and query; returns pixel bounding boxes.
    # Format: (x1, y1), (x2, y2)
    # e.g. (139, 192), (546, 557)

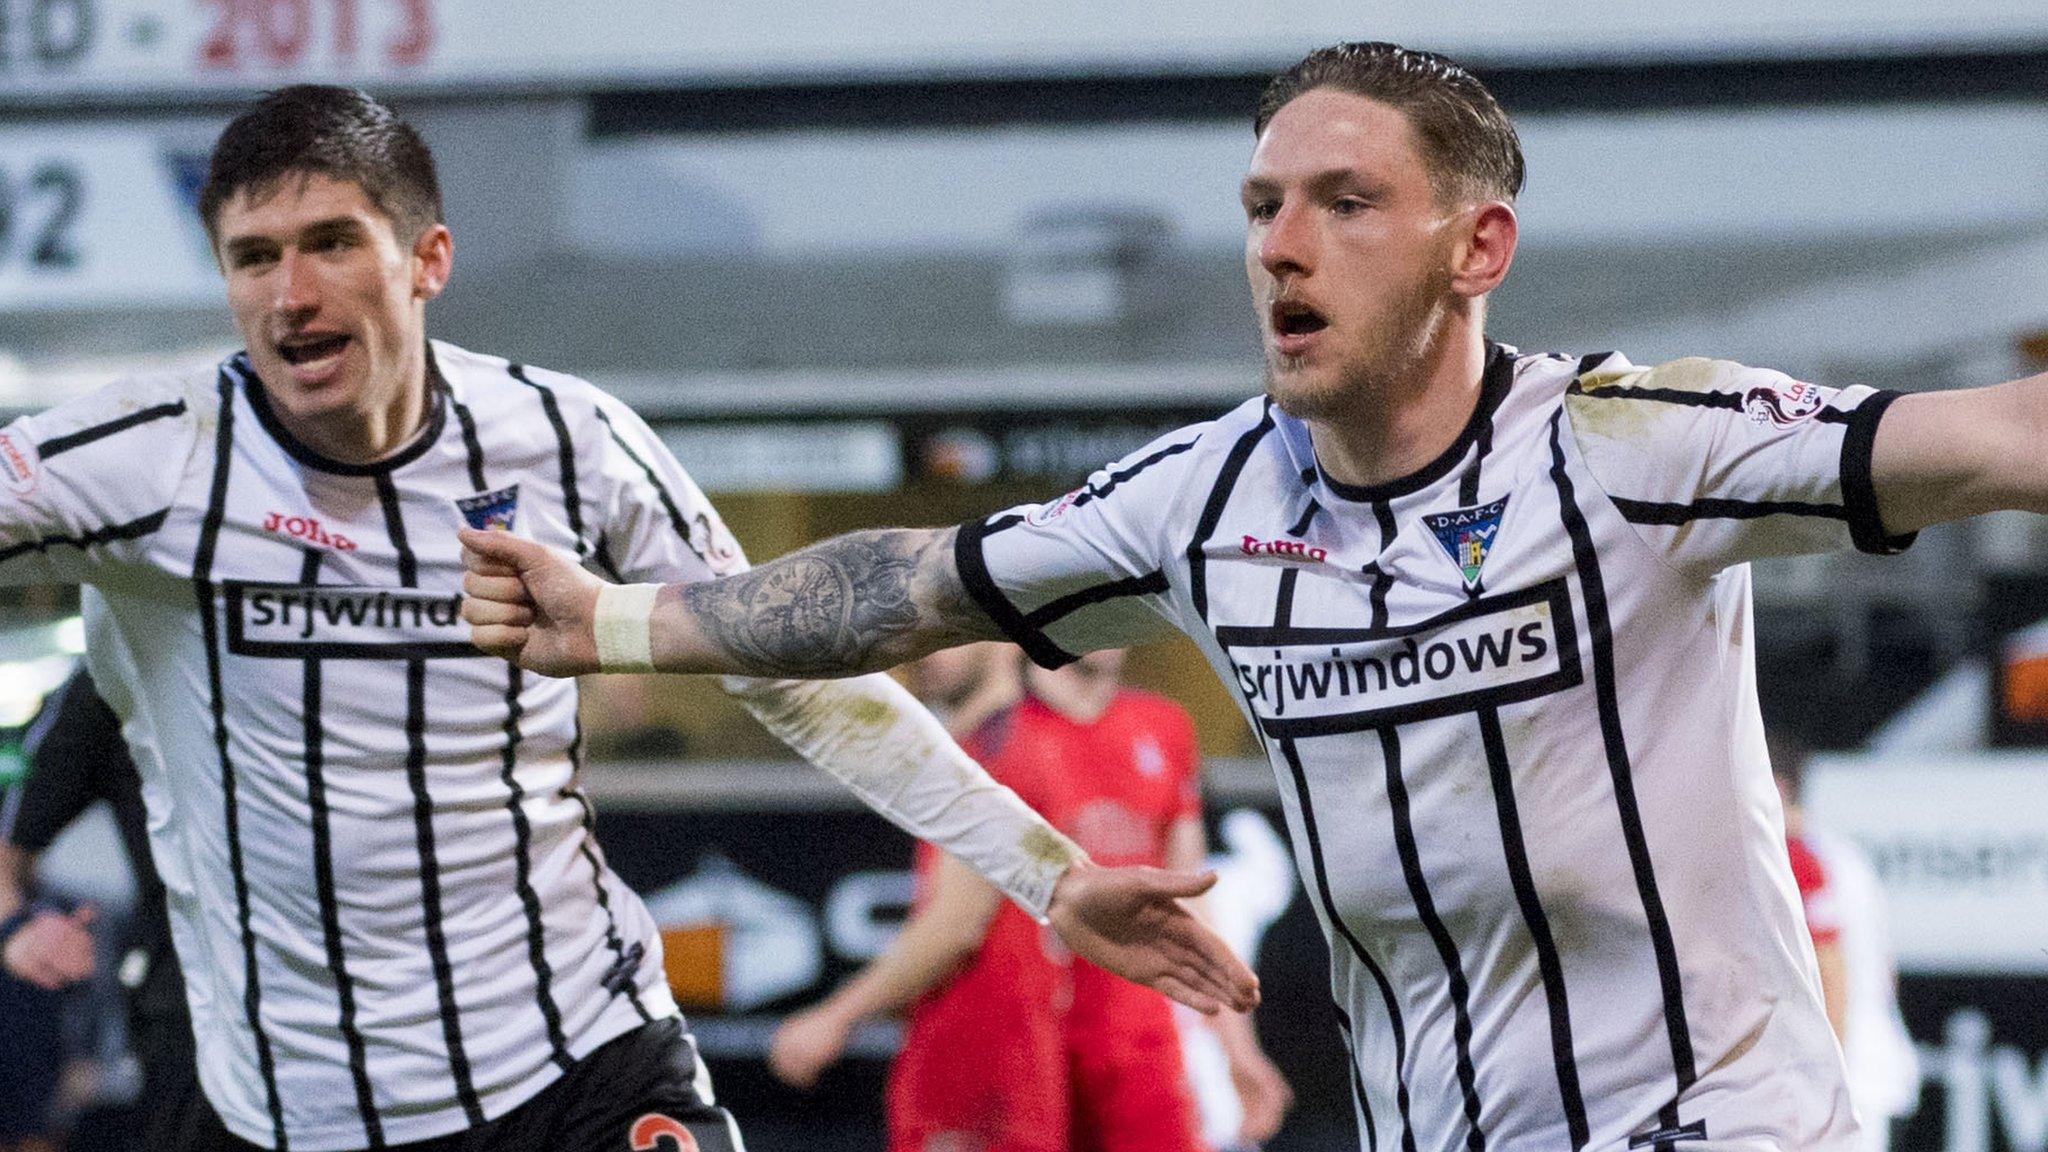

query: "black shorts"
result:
(132, 1003), (220, 1152)
(205, 1018), (744, 1152)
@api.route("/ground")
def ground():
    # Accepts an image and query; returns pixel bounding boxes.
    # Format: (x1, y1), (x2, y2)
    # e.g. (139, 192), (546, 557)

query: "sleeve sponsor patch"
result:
(0, 428), (39, 495)
(1742, 380), (1826, 428)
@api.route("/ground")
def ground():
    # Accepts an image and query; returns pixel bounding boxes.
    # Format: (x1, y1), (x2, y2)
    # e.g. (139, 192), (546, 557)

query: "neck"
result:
(1031, 683), (1114, 724)
(275, 344), (430, 465)
(1309, 317), (1489, 492)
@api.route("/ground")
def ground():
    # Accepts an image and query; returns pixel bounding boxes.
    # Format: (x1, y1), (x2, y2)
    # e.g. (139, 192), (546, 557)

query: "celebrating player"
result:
(463, 40), (2048, 1152)
(0, 86), (1254, 1152)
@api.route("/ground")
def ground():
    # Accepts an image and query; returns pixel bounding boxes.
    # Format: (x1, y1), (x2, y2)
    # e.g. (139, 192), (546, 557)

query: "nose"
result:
(1256, 200), (1315, 279)
(273, 248), (319, 320)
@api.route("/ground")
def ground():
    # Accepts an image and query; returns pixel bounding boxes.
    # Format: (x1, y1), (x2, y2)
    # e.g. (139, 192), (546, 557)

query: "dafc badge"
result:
(1423, 496), (1508, 591)
(455, 485), (519, 532)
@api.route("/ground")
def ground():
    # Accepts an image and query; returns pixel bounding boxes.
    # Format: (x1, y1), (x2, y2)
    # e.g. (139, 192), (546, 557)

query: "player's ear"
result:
(1448, 201), (1517, 300)
(411, 223), (454, 301)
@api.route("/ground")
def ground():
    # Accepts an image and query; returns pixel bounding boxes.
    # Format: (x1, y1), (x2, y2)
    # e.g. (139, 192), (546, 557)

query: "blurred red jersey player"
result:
(772, 648), (1288, 1152)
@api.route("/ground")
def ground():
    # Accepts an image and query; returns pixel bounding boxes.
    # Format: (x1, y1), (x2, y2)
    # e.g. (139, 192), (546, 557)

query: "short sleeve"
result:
(585, 392), (749, 585)
(1564, 355), (1914, 574)
(6, 669), (123, 853)
(0, 377), (195, 587)
(956, 428), (1205, 669)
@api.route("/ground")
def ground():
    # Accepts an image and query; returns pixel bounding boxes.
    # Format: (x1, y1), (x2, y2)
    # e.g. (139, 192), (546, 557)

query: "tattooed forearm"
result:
(677, 527), (1002, 676)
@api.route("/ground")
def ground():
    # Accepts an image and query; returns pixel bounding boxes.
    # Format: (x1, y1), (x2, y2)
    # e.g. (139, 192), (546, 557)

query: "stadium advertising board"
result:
(1809, 757), (2048, 976)
(1810, 756), (2048, 1152)
(1, 0), (2046, 101)
(594, 799), (1361, 1151)
(0, 121), (220, 309)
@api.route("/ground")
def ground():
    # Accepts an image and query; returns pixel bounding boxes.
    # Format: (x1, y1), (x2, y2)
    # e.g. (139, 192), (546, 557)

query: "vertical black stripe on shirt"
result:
(566, 718), (655, 1023)
(376, 474), (485, 1126)
(1477, 706), (1589, 1149)
(1187, 407), (1275, 622)
(194, 371), (289, 1150)
(1548, 412), (1698, 1124)
(1287, 499), (1321, 537)
(592, 407), (710, 563)
(298, 548), (384, 1147)
(1333, 1005), (1379, 1152)
(500, 663), (574, 1072)
(1460, 399), (1499, 599)
(448, 397), (488, 493)
(509, 364), (589, 557)
(590, 533), (629, 584)
(1278, 740), (1417, 1152)
(1381, 725), (1486, 1151)
(1458, 417), (1492, 508)
(1368, 501), (1397, 629)
(449, 407), (576, 1074)
(1272, 569), (1300, 629)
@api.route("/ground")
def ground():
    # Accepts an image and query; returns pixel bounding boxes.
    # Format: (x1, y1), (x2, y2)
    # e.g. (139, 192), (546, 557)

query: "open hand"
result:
(1045, 860), (1259, 1015)
(768, 1006), (854, 1090)
(459, 528), (605, 676)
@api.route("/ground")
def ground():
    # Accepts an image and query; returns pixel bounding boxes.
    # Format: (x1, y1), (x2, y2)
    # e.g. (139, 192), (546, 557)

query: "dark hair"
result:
(1766, 729), (1811, 793)
(200, 85), (443, 242)
(1255, 42), (1524, 204)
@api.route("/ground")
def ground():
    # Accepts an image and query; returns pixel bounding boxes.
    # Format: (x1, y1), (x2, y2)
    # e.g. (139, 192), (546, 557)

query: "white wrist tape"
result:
(593, 582), (661, 673)
(723, 672), (1086, 919)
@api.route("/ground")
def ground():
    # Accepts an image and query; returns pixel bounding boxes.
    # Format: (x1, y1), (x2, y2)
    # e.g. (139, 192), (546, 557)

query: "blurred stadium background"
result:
(4, 2), (2048, 1149)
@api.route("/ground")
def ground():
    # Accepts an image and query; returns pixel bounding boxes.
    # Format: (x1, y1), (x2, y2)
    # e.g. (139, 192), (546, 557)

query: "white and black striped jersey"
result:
(958, 344), (1909, 1152)
(0, 341), (747, 1151)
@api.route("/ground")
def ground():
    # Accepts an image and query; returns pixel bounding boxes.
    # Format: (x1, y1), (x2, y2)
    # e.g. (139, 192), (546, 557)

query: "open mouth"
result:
(277, 334), (350, 365)
(1271, 301), (1329, 338)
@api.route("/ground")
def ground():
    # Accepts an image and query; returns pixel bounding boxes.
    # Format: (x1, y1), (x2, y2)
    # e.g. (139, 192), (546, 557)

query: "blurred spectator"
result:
(1771, 734), (1921, 1152)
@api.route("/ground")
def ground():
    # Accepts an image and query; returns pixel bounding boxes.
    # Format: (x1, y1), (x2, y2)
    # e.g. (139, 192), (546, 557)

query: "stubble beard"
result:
(1263, 276), (1449, 426)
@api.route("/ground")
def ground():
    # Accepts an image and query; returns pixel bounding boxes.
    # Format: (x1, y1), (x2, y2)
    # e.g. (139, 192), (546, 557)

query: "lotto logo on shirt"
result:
(1742, 380), (1826, 428)
(1216, 579), (1583, 736)
(224, 583), (477, 659)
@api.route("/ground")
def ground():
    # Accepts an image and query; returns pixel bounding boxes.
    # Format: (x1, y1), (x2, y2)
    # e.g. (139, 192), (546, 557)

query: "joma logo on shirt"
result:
(262, 511), (358, 551)
(1241, 535), (1328, 563)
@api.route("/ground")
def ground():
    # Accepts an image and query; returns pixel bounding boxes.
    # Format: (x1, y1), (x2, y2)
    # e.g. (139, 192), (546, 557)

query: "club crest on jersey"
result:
(1423, 497), (1508, 590)
(455, 485), (520, 532)
(1743, 380), (1825, 428)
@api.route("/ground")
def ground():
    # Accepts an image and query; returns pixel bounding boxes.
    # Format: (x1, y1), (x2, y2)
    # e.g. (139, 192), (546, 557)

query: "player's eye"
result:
(1246, 199), (1280, 223)
(1331, 195), (1372, 217)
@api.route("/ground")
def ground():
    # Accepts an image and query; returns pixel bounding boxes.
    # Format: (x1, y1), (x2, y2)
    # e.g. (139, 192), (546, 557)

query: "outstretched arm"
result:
(460, 526), (998, 679)
(1872, 372), (2048, 534)
(461, 528), (1259, 1013)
